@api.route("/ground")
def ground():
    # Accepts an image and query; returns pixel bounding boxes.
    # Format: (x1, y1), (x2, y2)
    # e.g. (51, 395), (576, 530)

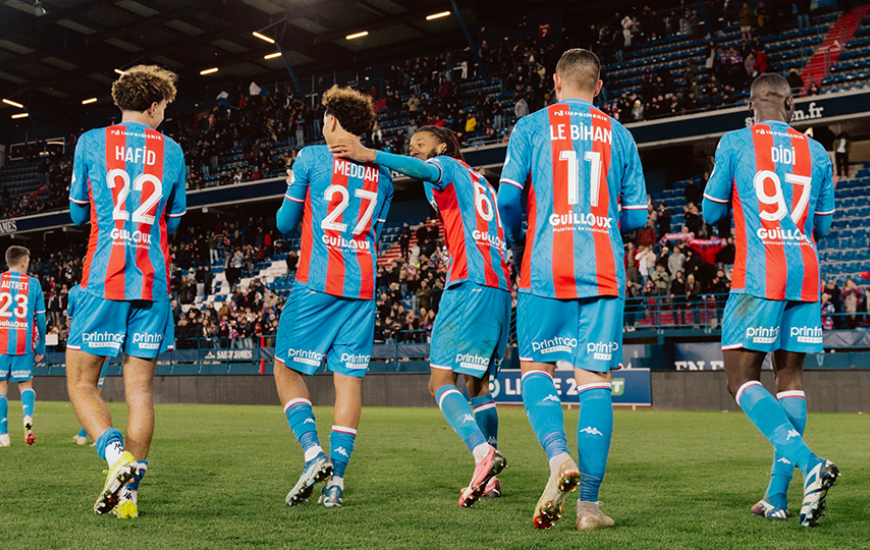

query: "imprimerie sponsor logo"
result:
(133, 332), (163, 350)
(288, 348), (323, 367)
(83, 331), (124, 349)
(341, 353), (370, 369)
(532, 336), (578, 355)
(746, 326), (779, 344)
(587, 341), (619, 361)
(791, 326), (823, 344)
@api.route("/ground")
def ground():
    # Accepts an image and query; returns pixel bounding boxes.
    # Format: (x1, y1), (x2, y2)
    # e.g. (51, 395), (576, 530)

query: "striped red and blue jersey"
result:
(423, 156), (510, 290)
(287, 146), (394, 300)
(499, 98), (647, 300)
(70, 122), (187, 302)
(704, 121), (834, 302)
(0, 271), (45, 356)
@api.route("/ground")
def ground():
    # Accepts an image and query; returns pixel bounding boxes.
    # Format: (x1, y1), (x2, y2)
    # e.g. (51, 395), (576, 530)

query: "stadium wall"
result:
(5, 371), (868, 413)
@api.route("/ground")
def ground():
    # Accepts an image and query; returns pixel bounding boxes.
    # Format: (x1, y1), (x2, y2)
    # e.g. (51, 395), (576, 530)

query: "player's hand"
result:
(34, 354), (44, 363)
(329, 138), (376, 163)
(285, 168), (294, 186)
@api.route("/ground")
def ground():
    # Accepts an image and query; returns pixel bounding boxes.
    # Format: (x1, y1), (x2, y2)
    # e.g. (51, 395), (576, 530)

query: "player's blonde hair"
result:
(112, 65), (178, 112)
(5, 245), (30, 268)
(322, 85), (375, 136)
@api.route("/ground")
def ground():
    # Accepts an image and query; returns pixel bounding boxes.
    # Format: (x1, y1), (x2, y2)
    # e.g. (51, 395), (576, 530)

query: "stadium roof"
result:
(0, 0), (555, 114)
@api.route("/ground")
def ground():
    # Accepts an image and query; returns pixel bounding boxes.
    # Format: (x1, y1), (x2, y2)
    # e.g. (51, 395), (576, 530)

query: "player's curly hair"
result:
(415, 125), (465, 161)
(112, 65), (178, 112)
(322, 85), (374, 137)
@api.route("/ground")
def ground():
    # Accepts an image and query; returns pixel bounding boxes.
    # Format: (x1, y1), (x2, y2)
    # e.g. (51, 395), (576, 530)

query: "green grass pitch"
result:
(0, 401), (867, 550)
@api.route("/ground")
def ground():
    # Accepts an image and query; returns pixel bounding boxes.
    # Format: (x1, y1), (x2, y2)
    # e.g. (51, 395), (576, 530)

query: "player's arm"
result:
(165, 149), (187, 235)
(702, 134), (734, 225)
(329, 139), (444, 187)
(618, 127), (648, 232)
(497, 122), (532, 246)
(814, 153), (835, 240)
(69, 133), (91, 226)
(276, 149), (311, 234)
(374, 172), (394, 237)
(34, 284), (46, 358)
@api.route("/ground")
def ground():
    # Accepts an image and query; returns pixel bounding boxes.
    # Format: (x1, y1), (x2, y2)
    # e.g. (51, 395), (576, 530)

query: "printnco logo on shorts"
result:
(587, 341), (619, 361)
(83, 331), (124, 349)
(746, 326), (779, 344)
(532, 336), (577, 355)
(11, 370), (29, 379)
(341, 353), (370, 370)
(455, 353), (491, 372)
(133, 332), (163, 350)
(288, 348), (323, 367)
(791, 326), (822, 344)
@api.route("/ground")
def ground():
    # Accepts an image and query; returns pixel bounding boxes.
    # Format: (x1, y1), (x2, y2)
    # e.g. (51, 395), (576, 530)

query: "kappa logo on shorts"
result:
(287, 348), (323, 366)
(132, 332), (163, 350)
(587, 341), (619, 361)
(341, 353), (370, 369)
(532, 336), (577, 355)
(790, 326), (823, 344)
(82, 331), (125, 349)
(745, 326), (779, 344)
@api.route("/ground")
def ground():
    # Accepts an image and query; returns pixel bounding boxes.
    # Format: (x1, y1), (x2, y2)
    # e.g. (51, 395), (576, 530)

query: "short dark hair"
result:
(322, 85), (375, 136)
(750, 73), (792, 103)
(5, 245), (30, 268)
(415, 125), (465, 161)
(112, 65), (178, 112)
(556, 49), (601, 93)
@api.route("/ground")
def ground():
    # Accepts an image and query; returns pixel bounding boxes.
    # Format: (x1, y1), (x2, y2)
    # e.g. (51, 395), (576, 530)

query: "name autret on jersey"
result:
(0, 278), (28, 291)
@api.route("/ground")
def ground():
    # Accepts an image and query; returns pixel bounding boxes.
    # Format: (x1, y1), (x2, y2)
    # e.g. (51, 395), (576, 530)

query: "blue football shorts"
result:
(518, 293), (624, 373)
(275, 282), (375, 378)
(0, 353), (34, 382)
(722, 293), (823, 354)
(429, 282), (511, 379)
(67, 290), (174, 359)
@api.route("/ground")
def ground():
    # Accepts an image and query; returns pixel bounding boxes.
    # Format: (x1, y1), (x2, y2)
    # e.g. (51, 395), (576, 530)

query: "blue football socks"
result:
(96, 428), (124, 464)
(521, 371), (570, 461)
(20, 388), (35, 419)
(471, 394), (499, 448)
(283, 398), (322, 458)
(736, 382), (819, 478)
(576, 383), (614, 502)
(77, 427), (88, 439)
(329, 426), (357, 480)
(435, 385), (488, 457)
(766, 391), (808, 506)
(0, 394), (7, 435)
(129, 460), (148, 492)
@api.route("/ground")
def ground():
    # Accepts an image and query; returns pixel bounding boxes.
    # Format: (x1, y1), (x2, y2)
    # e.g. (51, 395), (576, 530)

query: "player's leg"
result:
(517, 292), (581, 529)
(755, 349), (806, 517)
(0, 378), (8, 447)
(274, 284), (337, 506)
(75, 359), (108, 445)
(574, 296), (621, 531)
(320, 296), (377, 507)
(122, 355), (157, 460)
(18, 377), (36, 445)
